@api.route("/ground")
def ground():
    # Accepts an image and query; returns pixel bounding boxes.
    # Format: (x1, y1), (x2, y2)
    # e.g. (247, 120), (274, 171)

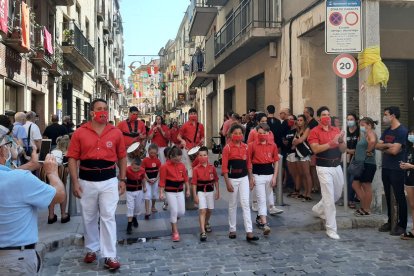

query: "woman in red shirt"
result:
(222, 124), (259, 241)
(169, 121), (181, 148)
(248, 123), (280, 236)
(147, 115), (170, 164)
(159, 147), (190, 242)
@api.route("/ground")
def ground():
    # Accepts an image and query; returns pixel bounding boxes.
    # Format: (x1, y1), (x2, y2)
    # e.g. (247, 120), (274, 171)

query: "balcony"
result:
(97, 65), (108, 81)
(49, 45), (64, 77)
(97, 0), (105, 22)
(3, 4), (30, 53)
(31, 27), (53, 69)
(205, 0), (228, 5)
(189, 51), (217, 88)
(55, 0), (75, 6)
(61, 21), (95, 72)
(188, 0), (217, 37)
(207, 0), (282, 74)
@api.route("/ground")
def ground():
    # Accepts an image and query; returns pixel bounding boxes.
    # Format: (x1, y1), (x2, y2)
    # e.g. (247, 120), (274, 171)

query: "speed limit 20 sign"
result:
(332, 54), (357, 78)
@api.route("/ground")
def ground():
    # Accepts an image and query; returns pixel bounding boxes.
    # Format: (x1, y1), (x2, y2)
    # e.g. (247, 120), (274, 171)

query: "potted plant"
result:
(62, 29), (74, 45)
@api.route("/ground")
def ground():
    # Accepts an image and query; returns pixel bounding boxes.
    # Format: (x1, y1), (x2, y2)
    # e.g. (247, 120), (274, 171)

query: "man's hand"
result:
(194, 194), (199, 204)
(271, 176), (277, 188)
(185, 189), (190, 198)
(226, 180), (234, 193)
(215, 191), (220, 200)
(249, 177), (255, 190)
(72, 182), (83, 199)
(159, 191), (165, 201)
(43, 154), (58, 176)
(180, 140), (186, 149)
(119, 181), (126, 196)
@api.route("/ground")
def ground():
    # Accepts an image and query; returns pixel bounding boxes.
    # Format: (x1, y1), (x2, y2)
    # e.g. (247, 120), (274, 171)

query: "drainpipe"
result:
(288, 0), (324, 111)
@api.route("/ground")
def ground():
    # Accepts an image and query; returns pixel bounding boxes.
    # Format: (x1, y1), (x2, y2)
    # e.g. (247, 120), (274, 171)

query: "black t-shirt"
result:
(245, 120), (257, 143)
(407, 145), (414, 184)
(380, 125), (408, 170)
(267, 117), (282, 148)
(307, 118), (319, 130)
(347, 127), (360, 149)
(43, 123), (68, 145)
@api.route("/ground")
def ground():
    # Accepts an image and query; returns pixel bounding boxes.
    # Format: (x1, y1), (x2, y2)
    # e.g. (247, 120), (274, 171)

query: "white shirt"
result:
(23, 121), (42, 147)
(51, 149), (63, 165)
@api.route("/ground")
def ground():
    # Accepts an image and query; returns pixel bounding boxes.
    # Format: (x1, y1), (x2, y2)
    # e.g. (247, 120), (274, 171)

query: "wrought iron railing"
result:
(62, 21), (95, 65)
(214, 0), (281, 57)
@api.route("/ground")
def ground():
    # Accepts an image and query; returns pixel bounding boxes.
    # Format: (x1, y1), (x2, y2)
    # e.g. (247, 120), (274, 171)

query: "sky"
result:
(120, 0), (190, 76)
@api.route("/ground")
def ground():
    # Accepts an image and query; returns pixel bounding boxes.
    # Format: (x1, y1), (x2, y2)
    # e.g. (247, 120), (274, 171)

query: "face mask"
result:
(320, 117), (331, 126)
(347, 121), (356, 128)
(189, 114), (198, 122)
(408, 135), (414, 143)
(198, 156), (208, 164)
(232, 134), (243, 143)
(130, 114), (138, 121)
(383, 115), (391, 126)
(360, 126), (366, 133)
(287, 120), (295, 127)
(258, 133), (268, 142)
(93, 111), (109, 124)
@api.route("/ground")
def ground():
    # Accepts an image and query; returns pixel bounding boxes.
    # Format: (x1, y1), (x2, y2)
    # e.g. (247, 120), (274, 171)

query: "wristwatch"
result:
(119, 178), (127, 182)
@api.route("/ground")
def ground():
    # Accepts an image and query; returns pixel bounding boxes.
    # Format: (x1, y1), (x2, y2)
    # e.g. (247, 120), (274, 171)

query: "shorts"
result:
(145, 179), (159, 200)
(405, 172), (414, 187)
(353, 163), (377, 183)
(197, 191), (214, 210)
(126, 190), (145, 217)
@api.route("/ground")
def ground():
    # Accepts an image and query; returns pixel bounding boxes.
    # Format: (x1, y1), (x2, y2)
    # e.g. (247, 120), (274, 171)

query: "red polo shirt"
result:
(117, 119), (147, 148)
(221, 141), (251, 174)
(248, 141), (279, 167)
(159, 160), (189, 187)
(247, 129), (275, 144)
(142, 156), (161, 179)
(308, 124), (342, 160)
(169, 127), (181, 146)
(67, 122), (126, 161)
(191, 164), (219, 185)
(148, 124), (170, 147)
(126, 166), (145, 182)
(179, 121), (205, 149)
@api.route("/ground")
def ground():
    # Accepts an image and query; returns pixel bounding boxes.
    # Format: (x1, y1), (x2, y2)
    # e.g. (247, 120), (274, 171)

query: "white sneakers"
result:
(269, 206), (284, 215)
(326, 230), (340, 240)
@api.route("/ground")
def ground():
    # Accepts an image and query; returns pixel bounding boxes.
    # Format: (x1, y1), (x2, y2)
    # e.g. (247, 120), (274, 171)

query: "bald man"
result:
(43, 115), (68, 149)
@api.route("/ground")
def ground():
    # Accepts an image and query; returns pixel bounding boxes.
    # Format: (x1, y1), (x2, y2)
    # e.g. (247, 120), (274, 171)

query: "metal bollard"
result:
(275, 154), (284, 206)
(67, 174), (78, 216)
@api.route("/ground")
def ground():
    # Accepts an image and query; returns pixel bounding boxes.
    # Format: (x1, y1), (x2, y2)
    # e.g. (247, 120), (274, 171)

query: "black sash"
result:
(252, 163), (274, 175)
(165, 180), (184, 192)
(196, 180), (215, 192)
(228, 159), (248, 179)
(126, 178), (143, 191)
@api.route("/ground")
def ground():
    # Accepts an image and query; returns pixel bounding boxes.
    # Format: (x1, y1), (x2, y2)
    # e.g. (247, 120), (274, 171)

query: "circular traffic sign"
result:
(332, 54), (357, 78)
(329, 12), (343, 26)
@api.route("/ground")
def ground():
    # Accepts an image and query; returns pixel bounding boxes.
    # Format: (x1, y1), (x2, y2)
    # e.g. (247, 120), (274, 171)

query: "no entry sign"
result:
(332, 54), (357, 78)
(325, 0), (363, 54)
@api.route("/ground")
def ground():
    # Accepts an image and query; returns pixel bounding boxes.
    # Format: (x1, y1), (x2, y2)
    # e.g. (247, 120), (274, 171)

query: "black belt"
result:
(316, 158), (341, 167)
(0, 243), (36, 250)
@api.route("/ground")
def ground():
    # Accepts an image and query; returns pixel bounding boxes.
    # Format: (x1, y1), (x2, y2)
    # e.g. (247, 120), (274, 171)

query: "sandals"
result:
(287, 191), (299, 198)
(302, 196), (313, 202)
(48, 214), (57, 224)
(200, 232), (207, 242)
(348, 202), (356, 209)
(228, 232), (237, 239)
(401, 232), (414, 240)
(355, 208), (371, 216)
(61, 214), (71, 224)
(205, 223), (212, 233)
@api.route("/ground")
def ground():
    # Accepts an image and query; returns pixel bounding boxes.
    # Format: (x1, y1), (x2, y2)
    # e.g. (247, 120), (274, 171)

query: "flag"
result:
(0, 0), (8, 34)
(21, 2), (30, 50)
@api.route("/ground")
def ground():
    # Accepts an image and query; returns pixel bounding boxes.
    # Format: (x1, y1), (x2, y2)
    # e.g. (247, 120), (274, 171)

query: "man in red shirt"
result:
(307, 106), (346, 240)
(147, 115), (170, 164)
(67, 99), (127, 270)
(117, 106), (147, 150)
(177, 108), (205, 178)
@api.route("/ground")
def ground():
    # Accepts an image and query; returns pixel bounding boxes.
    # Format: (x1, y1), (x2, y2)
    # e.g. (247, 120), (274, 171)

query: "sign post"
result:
(325, 0), (363, 54)
(332, 53), (357, 211)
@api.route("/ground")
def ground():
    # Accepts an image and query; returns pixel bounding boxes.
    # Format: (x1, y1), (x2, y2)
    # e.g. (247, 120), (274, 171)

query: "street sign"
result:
(332, 54), (357, 78)
(325, 0), (362, 54)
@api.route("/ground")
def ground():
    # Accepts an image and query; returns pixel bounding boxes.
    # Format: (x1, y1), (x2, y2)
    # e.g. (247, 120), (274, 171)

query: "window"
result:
(76, 3), (81, 27)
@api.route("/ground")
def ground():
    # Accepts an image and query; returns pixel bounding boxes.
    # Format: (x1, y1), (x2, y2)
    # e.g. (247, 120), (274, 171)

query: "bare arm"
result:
(44, 155), (66, 206)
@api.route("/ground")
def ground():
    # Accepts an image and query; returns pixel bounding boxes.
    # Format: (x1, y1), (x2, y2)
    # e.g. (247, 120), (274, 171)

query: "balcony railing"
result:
(214, 0), (281, 57)
(49, 45), (64, 76)
(31, 26), (53, 68)
(190, 51), (205, 73)
(62, 21), (95, 67)
(97, 0), (105, 22)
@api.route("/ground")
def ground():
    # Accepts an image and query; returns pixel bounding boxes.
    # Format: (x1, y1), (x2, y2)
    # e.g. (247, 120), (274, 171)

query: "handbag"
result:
(295, 131), (313, 158)
(348, 156), (365, 177)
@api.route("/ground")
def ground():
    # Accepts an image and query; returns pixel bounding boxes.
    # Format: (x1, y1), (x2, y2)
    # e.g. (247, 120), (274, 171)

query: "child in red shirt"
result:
(142, 144), (162, 219)
(126, 157), (146, 235)
(192, 147), (220, 242)
(159, 147), (190, 242)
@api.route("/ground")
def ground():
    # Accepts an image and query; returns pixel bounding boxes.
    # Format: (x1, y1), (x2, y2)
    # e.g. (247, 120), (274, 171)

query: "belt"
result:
(0, 243), (36, 250)
(316, 158), (341, 167)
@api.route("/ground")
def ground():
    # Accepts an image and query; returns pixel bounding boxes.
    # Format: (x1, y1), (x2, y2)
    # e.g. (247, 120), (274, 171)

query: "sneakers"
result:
(252, 201), (258, 212)
(126, 222), (132, 235)
(263, 225), (271, 236)
(84, 252), (97, 263)
(172, 232), (180, 242)
(378, 222), (391, 232)
(200, 232), (207, 242)
(326, 230), (340, 240)
(104, 257), (121, 270)
(132, 217), (139, 228)
(269, 206), (284, 215)
(390, 226), (406, 236)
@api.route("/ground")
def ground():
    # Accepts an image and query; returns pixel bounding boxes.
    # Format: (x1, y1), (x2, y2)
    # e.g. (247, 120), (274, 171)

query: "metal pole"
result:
(342, 77), (348, 211)
(275, 154), (284, 205)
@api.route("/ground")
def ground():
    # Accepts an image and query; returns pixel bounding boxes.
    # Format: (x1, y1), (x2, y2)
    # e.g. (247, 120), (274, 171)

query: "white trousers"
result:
(182, 149), (193, 178)
(126, 190), (145, 217)
(158, 146), (167, 165)
(166, 191), (185, 223)
(228, 176), (253, 233)
(79, 177), (119, 258)
(145, 179), (159, 200)
(313, 166), (344, 233)
(254, 174), (274, 216)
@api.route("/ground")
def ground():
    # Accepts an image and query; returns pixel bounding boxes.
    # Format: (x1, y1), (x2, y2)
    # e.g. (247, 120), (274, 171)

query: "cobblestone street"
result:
(41, 228), (414, 275)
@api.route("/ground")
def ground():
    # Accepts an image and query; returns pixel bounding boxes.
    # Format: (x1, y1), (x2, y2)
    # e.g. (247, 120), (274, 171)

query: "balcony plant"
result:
(62, 29), (74, 45)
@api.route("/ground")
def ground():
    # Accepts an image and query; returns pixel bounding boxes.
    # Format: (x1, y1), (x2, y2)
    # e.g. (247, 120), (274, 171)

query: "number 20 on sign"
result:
(332, 54), (357, 79)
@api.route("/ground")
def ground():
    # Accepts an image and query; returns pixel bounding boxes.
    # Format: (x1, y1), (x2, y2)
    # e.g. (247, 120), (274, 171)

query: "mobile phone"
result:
(38, 139), (52, 162)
